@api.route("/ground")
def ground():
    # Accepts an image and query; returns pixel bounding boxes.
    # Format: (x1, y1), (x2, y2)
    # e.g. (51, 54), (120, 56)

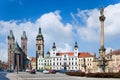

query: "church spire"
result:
(74, 42), (78, 48)
(39, 27), (41, 34)
(8, 30), (15, 40)
(21, 31), (27, 40)
(36, 27), (44, 40)
(52, 42), (56, 49)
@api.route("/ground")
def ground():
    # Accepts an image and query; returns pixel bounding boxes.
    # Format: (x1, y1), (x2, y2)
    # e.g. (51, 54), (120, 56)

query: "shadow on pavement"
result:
(0, 71), (10, 80)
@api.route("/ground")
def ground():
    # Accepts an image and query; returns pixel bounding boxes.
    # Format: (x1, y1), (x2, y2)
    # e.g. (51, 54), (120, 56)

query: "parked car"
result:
(68, 70), (76, 72)
(43, 70), (49, 74)
(37, 69), (44, 72)
(59, 69), (67, 73)
(7, 69), (14, 73)
(26, 69), (31, 72)
(49, 70), (56, 74)
(29, 69), (36, 74)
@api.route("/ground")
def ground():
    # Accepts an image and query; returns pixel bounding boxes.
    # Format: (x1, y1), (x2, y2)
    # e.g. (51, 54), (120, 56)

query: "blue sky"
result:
(0, 0), (120, 61)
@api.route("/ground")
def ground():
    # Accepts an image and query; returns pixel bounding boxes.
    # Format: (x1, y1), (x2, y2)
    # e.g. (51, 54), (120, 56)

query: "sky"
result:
(0, 0), (120, 62)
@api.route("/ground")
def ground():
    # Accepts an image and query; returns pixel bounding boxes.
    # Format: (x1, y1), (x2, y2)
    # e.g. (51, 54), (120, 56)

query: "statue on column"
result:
(100, 7), (104, 16)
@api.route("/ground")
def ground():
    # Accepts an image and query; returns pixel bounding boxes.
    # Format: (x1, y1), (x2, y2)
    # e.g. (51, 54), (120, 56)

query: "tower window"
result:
(38, 46), (41, 50)
(9, 45), (12, 49)
(23, 45), (25, 49)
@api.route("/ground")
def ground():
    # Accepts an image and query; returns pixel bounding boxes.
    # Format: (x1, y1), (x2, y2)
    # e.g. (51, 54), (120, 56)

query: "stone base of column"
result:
(99, 47), (106, 58)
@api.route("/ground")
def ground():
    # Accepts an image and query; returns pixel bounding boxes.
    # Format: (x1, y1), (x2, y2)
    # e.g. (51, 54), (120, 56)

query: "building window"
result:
(72, 58), (73, 60)
(38, 46), (41, 50)
(60, 62), (61, 65)
(75, 62), (77, 65)
(90, 63), (91, 66)
(69, 62), (70, 65)
(23, 45), (25, 49)
(64, 55), (66, 57)
(53, 63), (55, 65)
(75, 67), (77, 69)
(72, 62), (73, 65)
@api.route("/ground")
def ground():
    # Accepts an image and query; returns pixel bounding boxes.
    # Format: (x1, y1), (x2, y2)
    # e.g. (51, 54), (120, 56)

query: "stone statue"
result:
(100, 7), (104, 15)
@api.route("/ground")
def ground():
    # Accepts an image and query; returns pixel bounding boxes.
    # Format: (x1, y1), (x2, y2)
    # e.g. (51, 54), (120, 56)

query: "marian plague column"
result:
(98, 7), (106, 72)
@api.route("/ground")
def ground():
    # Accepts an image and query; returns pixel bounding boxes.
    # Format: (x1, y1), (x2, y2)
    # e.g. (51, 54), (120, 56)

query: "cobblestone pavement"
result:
(0, 71), (120, 80)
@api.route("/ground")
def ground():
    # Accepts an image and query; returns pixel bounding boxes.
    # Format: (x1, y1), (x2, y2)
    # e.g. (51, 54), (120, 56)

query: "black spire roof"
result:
(52, 42), (56, 49)
(21, 31), (27, 40)
(74, 42), (78, 48)
(36, 27), (44, 40)
(8, 30), (15, 40)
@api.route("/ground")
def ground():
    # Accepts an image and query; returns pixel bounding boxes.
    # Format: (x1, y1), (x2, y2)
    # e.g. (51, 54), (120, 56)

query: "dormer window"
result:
(64, 55), (66, 57)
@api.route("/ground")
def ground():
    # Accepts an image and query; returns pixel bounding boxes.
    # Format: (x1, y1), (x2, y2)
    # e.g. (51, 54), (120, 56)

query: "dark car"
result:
(49, 70), (56, 74)
(29, 69), (36, 74)
(68, 70), (76, 72)
(59, 69), (67, 73)
(7, 69), (14, 73)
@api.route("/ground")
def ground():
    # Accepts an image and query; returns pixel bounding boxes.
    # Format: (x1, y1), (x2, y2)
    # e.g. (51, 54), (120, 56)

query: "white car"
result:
(43, 70), (49, 74)
(26, 69), (31, 72)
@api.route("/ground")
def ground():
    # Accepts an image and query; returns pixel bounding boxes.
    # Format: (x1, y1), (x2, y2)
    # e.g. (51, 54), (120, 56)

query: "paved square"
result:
(0, 71), (119, 80)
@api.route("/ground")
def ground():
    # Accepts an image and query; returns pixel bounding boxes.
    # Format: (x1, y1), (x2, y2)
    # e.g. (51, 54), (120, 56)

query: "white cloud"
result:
(0, 11), (74, 61)
(106, 47), (114, 54)
(105, 3), (120, 37)
(57, 43), (72, 52)
(0, 42), (7, 62)
(36, 11), (73, 50)
(72, 3), (120, 42)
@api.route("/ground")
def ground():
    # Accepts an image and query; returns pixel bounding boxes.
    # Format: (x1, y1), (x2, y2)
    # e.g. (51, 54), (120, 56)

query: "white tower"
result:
(74, 42), (78, 56)
(52, 42), (57, 57)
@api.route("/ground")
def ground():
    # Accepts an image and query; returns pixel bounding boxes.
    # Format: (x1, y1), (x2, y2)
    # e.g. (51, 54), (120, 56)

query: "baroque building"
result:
(8, 30), (28, 70)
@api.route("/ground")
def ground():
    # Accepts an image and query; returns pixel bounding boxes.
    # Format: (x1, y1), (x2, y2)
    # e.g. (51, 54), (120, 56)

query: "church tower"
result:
(36, 27), (44, 58)
(36, 27), (44, 69)
(8, 30), (15, 70)
(74, 42), (78, 56)
(21, 31), (27, 55)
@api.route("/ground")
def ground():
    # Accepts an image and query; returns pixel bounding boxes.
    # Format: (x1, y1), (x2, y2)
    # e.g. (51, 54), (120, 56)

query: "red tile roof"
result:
(78, 52), (93, 58)
(31, 57), (36, 62)
(56, 52), (74, 56)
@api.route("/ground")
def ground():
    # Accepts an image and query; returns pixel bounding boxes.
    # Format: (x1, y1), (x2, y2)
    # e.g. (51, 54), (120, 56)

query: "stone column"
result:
(98, 7), (106, 72)
(99, 7), (106, 58)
